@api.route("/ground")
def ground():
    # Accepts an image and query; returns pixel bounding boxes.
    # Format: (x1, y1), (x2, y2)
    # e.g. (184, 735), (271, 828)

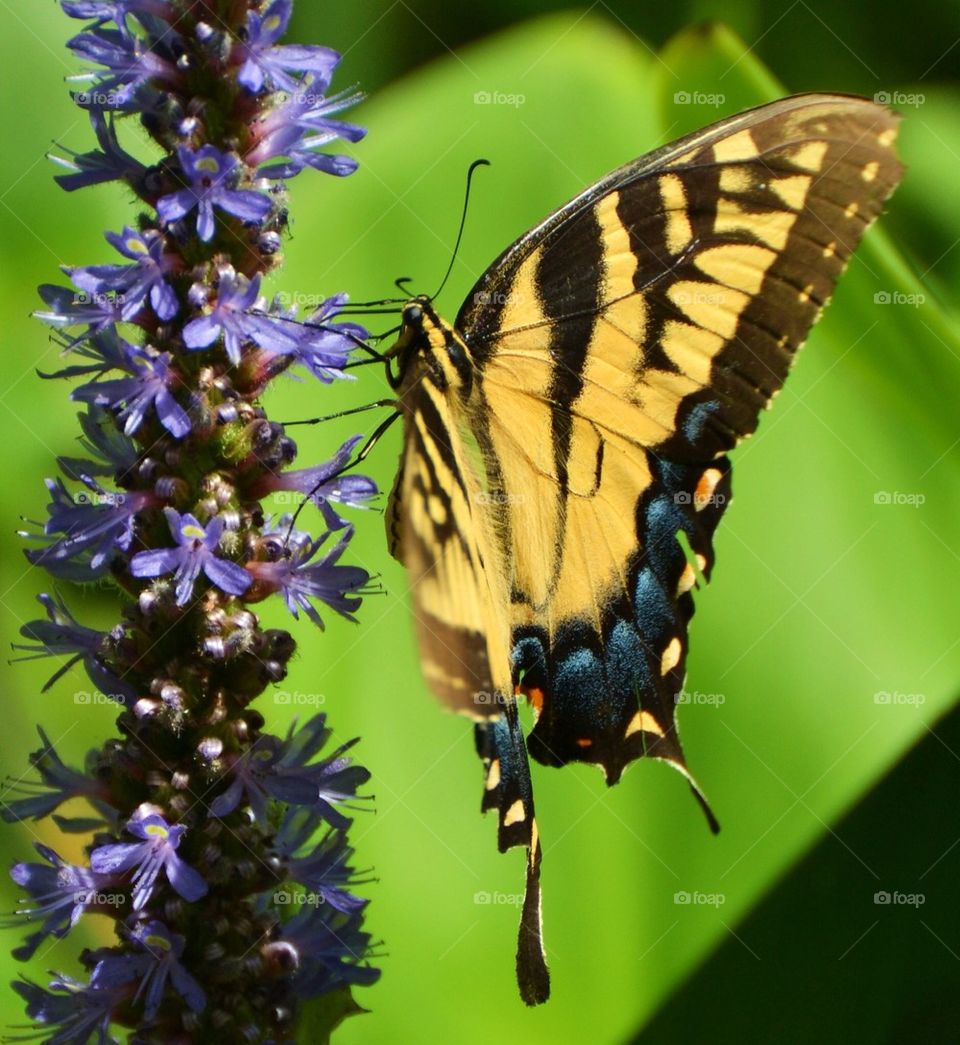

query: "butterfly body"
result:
(384, 94), (903, 1004)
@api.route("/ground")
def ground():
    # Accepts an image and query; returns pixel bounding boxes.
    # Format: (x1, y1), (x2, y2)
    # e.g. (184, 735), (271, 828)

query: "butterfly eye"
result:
(403, 303), (423, 327)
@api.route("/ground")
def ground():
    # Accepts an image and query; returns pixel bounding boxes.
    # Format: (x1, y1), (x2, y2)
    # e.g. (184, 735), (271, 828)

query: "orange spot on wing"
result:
(575, 737), (593, 748)
(519, 685), (545, 715)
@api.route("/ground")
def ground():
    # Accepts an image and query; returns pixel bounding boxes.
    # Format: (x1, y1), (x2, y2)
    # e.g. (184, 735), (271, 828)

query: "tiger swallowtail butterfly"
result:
(380, 93), (903, 1004)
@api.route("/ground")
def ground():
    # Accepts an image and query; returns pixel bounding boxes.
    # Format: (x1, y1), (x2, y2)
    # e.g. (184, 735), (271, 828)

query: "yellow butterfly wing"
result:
(453, 94), (902, 797)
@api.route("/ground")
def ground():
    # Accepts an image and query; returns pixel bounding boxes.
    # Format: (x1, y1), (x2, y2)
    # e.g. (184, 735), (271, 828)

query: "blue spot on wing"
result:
(553, 647), (612, 732)
(634, 567), (676, 648)
(606, 619), (653, 706)
(684, 399), (721, 444)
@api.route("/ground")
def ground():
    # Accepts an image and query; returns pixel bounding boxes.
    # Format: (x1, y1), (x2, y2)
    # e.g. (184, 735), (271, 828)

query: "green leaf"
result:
(297, 988), (369, 1044)
(280, 15), (960, 1045)
(634, 699), (960, 1044)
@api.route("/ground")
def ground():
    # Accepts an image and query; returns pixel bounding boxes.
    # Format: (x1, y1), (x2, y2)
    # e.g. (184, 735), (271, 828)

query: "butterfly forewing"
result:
(453, 94), (902, 791)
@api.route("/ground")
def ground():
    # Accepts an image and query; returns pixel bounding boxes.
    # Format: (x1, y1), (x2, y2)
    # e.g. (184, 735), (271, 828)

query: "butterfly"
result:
(381, 93), (902, 1004)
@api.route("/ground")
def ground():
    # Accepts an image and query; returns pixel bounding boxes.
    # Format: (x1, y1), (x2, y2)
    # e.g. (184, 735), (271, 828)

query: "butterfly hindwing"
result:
(475, 706), (549, 1004)
(386, 376), (509, 714)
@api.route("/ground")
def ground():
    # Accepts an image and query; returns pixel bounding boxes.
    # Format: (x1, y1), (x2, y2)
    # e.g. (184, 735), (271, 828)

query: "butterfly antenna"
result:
(431, 158), (490, 302)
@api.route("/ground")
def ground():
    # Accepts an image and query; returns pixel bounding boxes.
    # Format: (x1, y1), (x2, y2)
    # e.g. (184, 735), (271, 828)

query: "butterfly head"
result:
(385, 295), (474, 395)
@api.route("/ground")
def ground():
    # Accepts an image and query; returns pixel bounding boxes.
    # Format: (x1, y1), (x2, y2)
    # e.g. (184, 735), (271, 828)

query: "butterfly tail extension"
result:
(475, 702), (550, 1004)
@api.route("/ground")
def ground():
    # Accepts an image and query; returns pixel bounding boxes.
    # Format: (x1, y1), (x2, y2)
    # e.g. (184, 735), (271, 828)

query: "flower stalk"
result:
(5, 2), (381, 1040)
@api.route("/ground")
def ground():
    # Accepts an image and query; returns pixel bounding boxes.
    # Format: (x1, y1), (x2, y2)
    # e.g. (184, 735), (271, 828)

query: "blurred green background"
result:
(2, 2), (959, 1043)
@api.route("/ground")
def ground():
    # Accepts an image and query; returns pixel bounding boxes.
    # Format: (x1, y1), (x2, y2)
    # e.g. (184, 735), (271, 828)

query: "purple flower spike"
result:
(236, 0), (340, 94)
(62, 1), (173, 31)
(90, 810), (208, 910)
(24, 478), (152, 575)
(13, 973), (121, 1044)
(14, 2), (380, 1034)
(209, 714), (370, 829)
(157, 145), (272, 242)
(50, 110), (146, 191)
(250, 523), (372, 629)
(68, 226), (178, 321)
(253, 292), (366, 381)
(68, 26), (177, 111)
(73, 345), (191, 438)
(249, 86), (366, 181)
(0, 726), (113, 827)
(183, 267), (268, 364)
(11, 592), (138, 705)
(130, 508), (252, 606)
(259, 435), (378, 530)
(91, 920), (206, 1019)
(7, 843), (111, 960)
